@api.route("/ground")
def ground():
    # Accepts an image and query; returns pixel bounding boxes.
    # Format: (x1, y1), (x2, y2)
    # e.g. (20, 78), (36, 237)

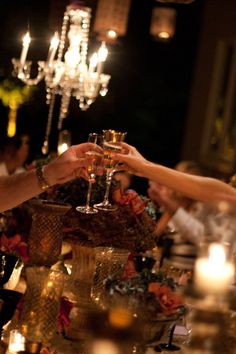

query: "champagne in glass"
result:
(94, 130), (126, 212)
(76, 133), (103, 214)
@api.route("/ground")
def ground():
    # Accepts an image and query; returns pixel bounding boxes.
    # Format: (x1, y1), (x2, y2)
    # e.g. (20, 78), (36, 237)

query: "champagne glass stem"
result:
(86, 180), (93, 209)
(103, 172), (113, 205)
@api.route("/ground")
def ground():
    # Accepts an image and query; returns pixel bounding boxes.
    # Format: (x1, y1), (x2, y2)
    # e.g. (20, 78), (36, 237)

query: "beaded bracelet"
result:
(35, 162), (50, 190)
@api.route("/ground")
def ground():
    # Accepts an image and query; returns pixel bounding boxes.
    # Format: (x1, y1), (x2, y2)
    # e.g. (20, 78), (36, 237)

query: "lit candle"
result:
(90, 339), (120, 354)
(97, 42), (108, 75)
(47, 32), (59, 66)
(8, 330), (25, 353)
(57, 142), (69, 155)
(194, 243), (234, 295)
(20, 32), (31, 66)
(89, 53), (98, 73)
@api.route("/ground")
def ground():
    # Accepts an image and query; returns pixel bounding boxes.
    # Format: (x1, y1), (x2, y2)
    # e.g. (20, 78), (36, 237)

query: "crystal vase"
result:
(91, 247), (130, 309)
(28, 200), (70, 266)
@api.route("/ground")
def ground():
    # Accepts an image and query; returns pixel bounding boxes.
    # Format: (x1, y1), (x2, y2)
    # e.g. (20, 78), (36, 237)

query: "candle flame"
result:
(98, 42), (108, 62)
(208, 243), (226, 266)
(22, 32), (31, 46)
(50, 32), (59, 49)
(90, 53), (98, 68)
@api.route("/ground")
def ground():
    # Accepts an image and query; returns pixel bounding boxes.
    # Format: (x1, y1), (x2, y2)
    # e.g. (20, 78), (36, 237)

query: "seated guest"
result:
(0, 135), (29, 175)
(147, 160), (205, 241)
(113, 171), (133, 192)
(115, 143), (236, 247)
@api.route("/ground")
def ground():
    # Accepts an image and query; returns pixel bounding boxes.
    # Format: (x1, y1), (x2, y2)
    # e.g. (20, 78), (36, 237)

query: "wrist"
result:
(35, 162), (51, 190)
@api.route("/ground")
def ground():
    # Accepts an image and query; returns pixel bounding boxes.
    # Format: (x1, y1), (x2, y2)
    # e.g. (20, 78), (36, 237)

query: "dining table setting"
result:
(0, 129), (236, 354)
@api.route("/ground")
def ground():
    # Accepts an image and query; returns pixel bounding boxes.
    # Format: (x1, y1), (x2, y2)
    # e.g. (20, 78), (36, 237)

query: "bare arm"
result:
(0, 142), (102, 212)
(0, 170), (43, 212)
(142, 162), (236, 205)
(115, 143), (236, 206)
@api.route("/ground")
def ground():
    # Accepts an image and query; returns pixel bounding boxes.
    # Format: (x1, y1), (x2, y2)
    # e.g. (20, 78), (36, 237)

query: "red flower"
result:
(57, 296), (74, 334)
(121, 260), (138, 279)
(40, 348), (58, 354)
(0, 234), (29, 263)
(112, 188), (145, 215)
(148, 283), (183, 315)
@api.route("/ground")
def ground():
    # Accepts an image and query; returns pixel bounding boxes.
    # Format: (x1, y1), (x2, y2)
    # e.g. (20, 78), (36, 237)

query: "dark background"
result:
(0, 0), (204, 193)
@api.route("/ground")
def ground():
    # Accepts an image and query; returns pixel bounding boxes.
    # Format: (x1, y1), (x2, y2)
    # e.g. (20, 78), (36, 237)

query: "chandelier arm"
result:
(12, 4), (111, 154)
(57, 10), (70, 62)
(42, 91), (56, 155)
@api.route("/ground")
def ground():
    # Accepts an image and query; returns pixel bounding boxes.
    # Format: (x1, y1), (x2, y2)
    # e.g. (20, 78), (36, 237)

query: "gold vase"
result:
(91, 247), (130, 309)
(28, 200), (70, 266)
(19, 265), (66, 347)
(63, 243), (96, 340)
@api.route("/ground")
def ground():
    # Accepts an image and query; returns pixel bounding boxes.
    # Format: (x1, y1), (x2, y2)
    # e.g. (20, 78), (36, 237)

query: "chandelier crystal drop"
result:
(12, 4), (111, 154)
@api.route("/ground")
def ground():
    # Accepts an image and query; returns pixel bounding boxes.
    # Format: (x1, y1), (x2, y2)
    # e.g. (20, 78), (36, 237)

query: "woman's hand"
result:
(114, 142), (149, 177)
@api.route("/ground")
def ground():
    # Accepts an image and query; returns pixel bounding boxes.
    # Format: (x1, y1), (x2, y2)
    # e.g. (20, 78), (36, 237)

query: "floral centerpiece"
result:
(104, 257), (184, 319)
(103, 257), (185, 349)
(41, 176), (158, 252)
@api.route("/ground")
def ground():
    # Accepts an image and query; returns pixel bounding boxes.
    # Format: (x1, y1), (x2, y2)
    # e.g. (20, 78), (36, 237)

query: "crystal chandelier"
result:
(12, 4), (111, 154)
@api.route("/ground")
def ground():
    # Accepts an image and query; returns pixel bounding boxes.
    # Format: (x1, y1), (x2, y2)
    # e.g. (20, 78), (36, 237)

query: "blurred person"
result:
(114, 143), (236, 247)
(147, 160), (204, 238)
(0, 142), (102, 212)
(113, 171), (133, 192)
(0, 135), (29, 176)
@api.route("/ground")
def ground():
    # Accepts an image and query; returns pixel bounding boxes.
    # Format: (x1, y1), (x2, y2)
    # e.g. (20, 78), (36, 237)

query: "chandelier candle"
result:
(47, 32), (59, 66)
(12, 4), (111, 154)
(20, 32), (31, 66)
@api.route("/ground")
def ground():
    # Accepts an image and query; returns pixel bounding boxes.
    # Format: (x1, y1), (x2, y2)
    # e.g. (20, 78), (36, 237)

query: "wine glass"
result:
(94, 129), (126, 212)
(76, 133), (103, 214)
(159, 322), (181, 352)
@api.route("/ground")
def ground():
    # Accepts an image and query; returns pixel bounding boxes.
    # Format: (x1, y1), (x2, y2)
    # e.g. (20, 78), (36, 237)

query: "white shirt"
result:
(170, 202), (236, 249)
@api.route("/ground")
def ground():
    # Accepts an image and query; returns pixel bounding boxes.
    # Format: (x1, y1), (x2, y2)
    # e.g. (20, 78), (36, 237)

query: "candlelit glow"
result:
(158, 31), (170, 39)
(150, 7), (176, 41)
(93, 0), (132, 41)
(58, 143), (69, 155)
(91, 340), (120, 354)
(194, 243), (234, 295)
(12, 4), (111, 155)
(57, 129), (71, 155)
(107, 30), (118, 39)
(209, 243), (226, 265)
(109, 307), (133, 328)
(8, 330), (25, 353)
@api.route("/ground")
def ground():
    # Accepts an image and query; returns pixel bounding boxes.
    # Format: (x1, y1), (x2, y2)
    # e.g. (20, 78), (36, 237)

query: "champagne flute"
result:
(94, 129), (126, 212)
(76, 133), (103, 214)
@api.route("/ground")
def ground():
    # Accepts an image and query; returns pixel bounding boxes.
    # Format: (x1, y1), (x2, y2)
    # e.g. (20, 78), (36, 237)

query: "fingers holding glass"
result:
(94, 130), (126, 212)
(76, 133), (103, 214)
